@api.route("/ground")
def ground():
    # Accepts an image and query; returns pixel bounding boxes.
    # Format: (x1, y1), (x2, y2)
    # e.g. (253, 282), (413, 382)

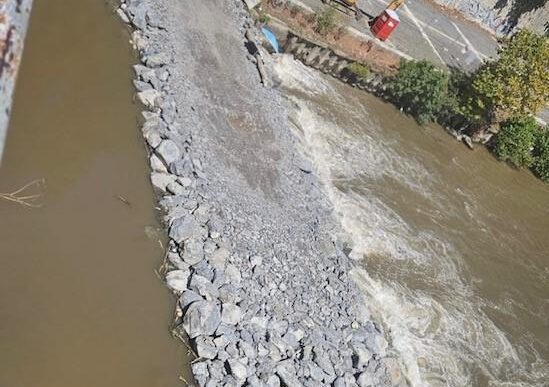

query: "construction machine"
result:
(321, 0), (364, 19)
(322, 0), (405, 21)
(387, 0), (406, 10)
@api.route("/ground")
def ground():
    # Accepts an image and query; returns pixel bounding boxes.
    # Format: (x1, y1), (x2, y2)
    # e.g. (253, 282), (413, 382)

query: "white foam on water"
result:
(272, 56), (548, 386)
(273, 54), (337, 96)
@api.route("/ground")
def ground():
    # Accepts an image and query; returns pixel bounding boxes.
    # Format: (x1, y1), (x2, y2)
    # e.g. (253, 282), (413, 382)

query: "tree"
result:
(473, 30), (549, 120)
(532, 128), (549, 181)
(387, 59), (449, 124)
(439, 69), (488, 128)
(493, 116), (539, 168)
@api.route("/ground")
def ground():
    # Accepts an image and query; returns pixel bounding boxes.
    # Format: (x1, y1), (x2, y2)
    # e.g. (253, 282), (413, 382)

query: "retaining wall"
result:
(282, 32), (385, 94)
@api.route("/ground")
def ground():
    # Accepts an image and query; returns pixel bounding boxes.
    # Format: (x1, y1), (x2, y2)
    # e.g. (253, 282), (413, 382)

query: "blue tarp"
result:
(261, 27), (280, 54)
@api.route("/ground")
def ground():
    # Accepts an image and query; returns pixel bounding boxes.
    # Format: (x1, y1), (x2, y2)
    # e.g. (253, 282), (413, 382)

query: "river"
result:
(0, 1), (191, 386)
(274, 55), (549, 387)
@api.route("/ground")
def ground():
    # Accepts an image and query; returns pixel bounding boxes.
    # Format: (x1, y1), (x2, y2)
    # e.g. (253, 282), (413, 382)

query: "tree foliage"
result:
(387, 59), (449, 124)
(493, 116), (539, 168)
(440, 69), (488, 127)
(473, 30), (549, 119)
(532, 129), (549, 181)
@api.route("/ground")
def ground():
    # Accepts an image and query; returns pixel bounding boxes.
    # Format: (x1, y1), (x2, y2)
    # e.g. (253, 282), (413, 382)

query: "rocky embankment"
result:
(432, 0), (549, 35)
(117, 0), (404, 386)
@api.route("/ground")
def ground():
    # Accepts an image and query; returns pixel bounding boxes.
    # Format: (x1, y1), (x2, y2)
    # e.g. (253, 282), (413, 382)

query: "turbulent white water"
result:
(273, 55), (549, 387)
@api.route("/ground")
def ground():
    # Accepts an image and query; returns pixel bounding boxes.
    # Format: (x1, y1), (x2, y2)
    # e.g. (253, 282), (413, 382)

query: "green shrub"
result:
(386, 59), (449, 124)
(348, 63), (370, 82)
(258, 11), (271, 24)
(473, 30), (549, 120)
(532, 128), (549, 181)
(314, 7), (338, 35)
(493, 116), (539, 168)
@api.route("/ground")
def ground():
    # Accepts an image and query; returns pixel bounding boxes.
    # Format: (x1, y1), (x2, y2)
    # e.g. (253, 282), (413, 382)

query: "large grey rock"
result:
(116, 8), (131, 23)
(168, 251), (189, 270)
(183, 238), (205, 265)
(183, 300), (221, 338)
(179, 289), (203, 309)
(227, 358), (248, 381)
(250, 255), (263, 267)
(239, 340), (257, 359)
(156, 139), (181, 166)
(351, 342), (372, 368)
(207, 360), (227, 382)
(145, 51), (173, 67)
(282, 328), (304, 349)
(313, 346), (335, 376)
(218, 284), (241, 304)
(165, 269), (190, 293)
(225, 263), (242, 284)
(221, 303), (242, 325)
(150, 153), (167, 173)
(275, 360), (303, 387)
(307, 361), (326, 382)
(195, 336), (218, 359)
(356, 371), (374, 387)
(133, 79), (152, 92)
(189, 274), (219, 300)
(133, 64), (156, 81)
(137, 89), (160, 109)
(366, 334), (388, 357)
(167, 181), (185, 195)
(151, 172), (176, 192)
(191, 362), (209, 387)
(193, 260), (215, 282)
(250, 316), (269, 331)
(243, 0), (260, 10)
(266, 374), (281, 387)
(143, 128), (162, 148)
(169, 215), (199, 244)
(209, 247), (230, 269)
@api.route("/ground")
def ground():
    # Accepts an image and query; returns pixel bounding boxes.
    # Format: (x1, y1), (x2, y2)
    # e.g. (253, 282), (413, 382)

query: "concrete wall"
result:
(283, 32), (385, 92)
(0, 0), (33, 164)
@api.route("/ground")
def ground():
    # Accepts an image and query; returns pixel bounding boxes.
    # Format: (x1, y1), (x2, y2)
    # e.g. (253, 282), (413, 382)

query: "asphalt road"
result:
(290, 0), (549, 123)
(295, 0), (500, 72)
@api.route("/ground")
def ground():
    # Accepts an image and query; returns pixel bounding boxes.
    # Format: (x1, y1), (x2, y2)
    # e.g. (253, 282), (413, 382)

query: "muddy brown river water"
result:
(0, 1), (190, 386)
(274, 56), (549, 386)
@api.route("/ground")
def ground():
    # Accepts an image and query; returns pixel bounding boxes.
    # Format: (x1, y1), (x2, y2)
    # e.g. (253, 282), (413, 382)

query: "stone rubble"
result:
(431, 0), (549, 36)
(117, 0), (406, 386)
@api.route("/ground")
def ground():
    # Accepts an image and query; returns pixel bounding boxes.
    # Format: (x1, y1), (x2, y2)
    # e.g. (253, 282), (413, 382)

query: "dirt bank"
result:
(118, 0), (405, 385)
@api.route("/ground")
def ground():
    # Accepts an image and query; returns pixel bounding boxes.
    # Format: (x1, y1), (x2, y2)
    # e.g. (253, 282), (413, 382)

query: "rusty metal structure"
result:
(0, 0), (33, 164)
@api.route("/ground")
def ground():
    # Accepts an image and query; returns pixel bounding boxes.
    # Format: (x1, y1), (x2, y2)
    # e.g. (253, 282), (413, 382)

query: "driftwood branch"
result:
(0, 178), (46, 208)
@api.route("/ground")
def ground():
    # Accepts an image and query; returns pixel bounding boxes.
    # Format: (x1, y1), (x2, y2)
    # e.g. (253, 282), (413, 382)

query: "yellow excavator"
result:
(322, 0), (405, 19)
(386, 0), (406, 10)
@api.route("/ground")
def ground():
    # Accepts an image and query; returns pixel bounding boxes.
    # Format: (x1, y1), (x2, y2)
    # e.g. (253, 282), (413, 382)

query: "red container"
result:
(370, 9), (400, 41)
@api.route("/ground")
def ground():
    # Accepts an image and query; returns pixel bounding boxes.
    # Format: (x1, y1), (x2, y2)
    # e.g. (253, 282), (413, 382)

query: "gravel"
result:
(118, 0), (405, 385)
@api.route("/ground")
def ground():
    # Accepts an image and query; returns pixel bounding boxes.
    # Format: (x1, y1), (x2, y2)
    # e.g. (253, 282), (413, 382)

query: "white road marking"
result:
(346, 26), (414, 60)
(451, 21), (483, 62)
(369, 0), (490, 60)
(402, 4), (446, 65)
